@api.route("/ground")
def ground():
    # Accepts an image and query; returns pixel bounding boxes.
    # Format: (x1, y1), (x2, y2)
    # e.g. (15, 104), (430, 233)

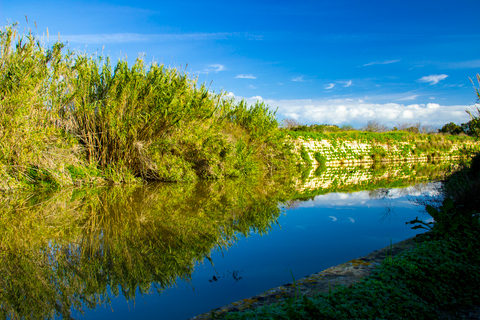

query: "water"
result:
(76, 185), (434, 320)
(0, 162), (447, 320)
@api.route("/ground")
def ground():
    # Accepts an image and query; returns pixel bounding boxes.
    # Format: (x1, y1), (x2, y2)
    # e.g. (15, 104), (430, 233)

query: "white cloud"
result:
(325, 83), (335, 90)
(338, 80), (352, 87)
(398, 95), (418, 101)
(236, 74), (257, 79)
(225, 92), (473, 127)
(417, 74), (449, 85)
(361, 59), (401, 67)
(62, 32), (232, 44)
(205, 64), (225, 73)
(266, 98), (471, 127)
(292, 76), (307, 82)
(329, 216), (338, 221)
(248, 84), (257, 89)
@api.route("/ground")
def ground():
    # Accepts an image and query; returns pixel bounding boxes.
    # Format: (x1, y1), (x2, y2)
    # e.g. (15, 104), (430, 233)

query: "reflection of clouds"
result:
(329, 216), (337, 221)
(295, 183), (439, 209)
(348, 217), (355, 223)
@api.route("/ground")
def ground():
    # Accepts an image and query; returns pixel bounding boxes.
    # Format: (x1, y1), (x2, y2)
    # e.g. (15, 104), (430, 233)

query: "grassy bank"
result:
(0, 24), (295, 191)
(220, 154), (480, 319)
(290, 131), (480, 168)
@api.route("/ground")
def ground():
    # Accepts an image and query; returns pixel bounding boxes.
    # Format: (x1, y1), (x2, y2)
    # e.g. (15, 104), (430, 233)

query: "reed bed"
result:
(0, 23), (295, 190)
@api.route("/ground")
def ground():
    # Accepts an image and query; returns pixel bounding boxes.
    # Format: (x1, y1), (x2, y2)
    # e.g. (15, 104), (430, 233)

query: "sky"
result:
(2, 0), (480, 128)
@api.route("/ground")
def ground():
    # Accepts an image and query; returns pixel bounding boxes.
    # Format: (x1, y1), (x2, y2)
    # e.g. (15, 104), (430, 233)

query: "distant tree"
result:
(281, 118), (302, 129)
(439, 122), (464, 135)
(362, 120), (388, 133)
(340, 124), (355, 131)
(419, 124), (438, 134)
(396, 122), (421, 133)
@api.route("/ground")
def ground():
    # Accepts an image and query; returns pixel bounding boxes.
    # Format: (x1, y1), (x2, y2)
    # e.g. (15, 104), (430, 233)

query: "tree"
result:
(281, 118), (302, 129)
(396, 122), (421, 133)
(341, 124), (355, 131)
(465, 108), (480, 138)
(439, 122), (464, 135)
(362, 120), (388, 133)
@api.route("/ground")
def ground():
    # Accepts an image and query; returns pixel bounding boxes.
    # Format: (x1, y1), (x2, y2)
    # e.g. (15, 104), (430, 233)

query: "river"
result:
(0, 161), (450, 319)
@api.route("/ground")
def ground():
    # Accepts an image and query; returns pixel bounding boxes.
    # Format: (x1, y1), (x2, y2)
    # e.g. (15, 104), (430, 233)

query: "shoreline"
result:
(190, 236), (418, 319)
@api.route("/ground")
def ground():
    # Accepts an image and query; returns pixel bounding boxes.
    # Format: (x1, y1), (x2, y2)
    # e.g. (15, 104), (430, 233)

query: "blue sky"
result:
(2, 0), (480, 128)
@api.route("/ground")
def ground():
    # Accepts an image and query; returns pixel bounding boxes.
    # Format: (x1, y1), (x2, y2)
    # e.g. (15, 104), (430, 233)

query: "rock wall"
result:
(294, 136), (480, 166)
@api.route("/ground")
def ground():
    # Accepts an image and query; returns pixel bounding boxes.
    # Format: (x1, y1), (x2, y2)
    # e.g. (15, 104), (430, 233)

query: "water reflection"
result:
(0, 161), (452, 319)
(0, 176), (295, 319)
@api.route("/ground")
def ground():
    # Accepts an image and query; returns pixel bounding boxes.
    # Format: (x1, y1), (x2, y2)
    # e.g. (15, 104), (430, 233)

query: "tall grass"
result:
(66, 55), (217, 180)
(0, 24), (83, 190)
(0, 23), (296, 189)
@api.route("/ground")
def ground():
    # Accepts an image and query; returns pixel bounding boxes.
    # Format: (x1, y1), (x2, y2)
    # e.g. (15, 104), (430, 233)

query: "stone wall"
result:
(294, 136), (480, 166)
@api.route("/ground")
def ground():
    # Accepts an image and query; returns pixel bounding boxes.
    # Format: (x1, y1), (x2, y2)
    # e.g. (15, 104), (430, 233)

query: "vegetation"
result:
(438, 74), (480, 138)
(0, 23), (295, 190)
(289, 129), (479, 168)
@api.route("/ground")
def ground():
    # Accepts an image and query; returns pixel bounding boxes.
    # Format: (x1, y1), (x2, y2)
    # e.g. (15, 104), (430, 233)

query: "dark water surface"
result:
(0, 162), (448, 320)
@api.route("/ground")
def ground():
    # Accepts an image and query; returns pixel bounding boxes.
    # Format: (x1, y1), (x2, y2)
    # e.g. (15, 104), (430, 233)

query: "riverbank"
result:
(191, 154), (480, 320)
(192, 231), (480, 319)
(190, 236), (418, 319)
(291, 131), (480, 168)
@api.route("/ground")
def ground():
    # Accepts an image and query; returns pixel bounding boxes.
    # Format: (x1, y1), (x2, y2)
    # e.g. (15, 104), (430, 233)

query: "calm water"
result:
(76, 185), (434, 320)
(0, 162), (448, 320)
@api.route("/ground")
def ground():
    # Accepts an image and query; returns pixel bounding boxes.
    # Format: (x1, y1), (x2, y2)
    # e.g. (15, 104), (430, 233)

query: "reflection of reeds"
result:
(0, 175), (296, 318)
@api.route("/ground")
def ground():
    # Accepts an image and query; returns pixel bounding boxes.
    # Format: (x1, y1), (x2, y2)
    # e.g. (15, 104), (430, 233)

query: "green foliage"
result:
(439, 122), (464, 135)
(299, 146), (312, 167)
(466, 106), (480, 139)
(441, 152), (480, 211)
(0, 23), (84, 190)
(313, 152), (327, 165)
(466, 74), (480, 138)
(407, 198), (480, 238)
(0, 23), (297, 189)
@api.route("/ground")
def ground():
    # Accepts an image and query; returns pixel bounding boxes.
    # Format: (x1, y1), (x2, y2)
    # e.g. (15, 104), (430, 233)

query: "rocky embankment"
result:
(294, 135), (480, 166)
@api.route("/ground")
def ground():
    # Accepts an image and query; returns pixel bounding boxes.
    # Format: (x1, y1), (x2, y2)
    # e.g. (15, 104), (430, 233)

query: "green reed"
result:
(0, 23), (296, 189)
